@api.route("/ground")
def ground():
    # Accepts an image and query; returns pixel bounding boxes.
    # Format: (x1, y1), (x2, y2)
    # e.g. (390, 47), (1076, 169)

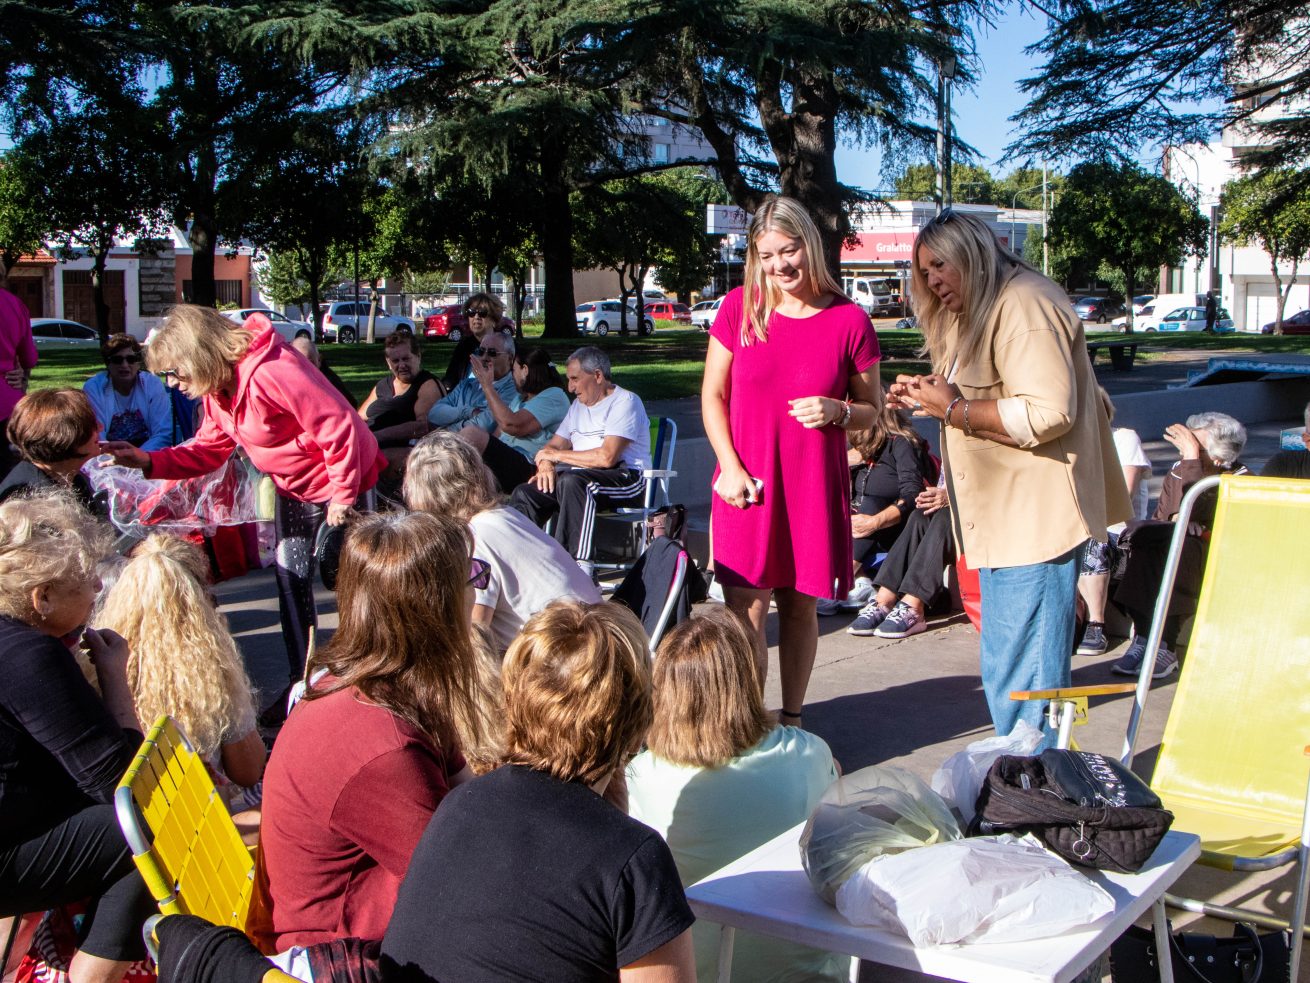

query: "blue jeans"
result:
(978, 546), (1080, 747)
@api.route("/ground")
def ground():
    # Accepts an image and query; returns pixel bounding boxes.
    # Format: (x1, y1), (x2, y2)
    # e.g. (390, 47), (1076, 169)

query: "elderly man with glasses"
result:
(427, 329), (521, 433)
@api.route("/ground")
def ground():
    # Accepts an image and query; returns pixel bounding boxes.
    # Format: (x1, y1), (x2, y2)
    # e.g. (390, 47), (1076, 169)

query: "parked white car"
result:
(575, 301), (654, 336)
(690, 297), (722, 331)
(319, 301), (416, 343)
(221, 308), (315, 342)
(1155, 306), (1235, 334)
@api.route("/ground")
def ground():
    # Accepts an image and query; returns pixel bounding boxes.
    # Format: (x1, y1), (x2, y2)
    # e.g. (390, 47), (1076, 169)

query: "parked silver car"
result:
(221, 308), (315, 342)
(31, 318), (101, 348)
(319, 301), (416, 343)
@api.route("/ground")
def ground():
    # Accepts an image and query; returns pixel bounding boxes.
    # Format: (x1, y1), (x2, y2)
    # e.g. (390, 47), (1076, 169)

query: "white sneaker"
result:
(841, 577), (876, 610)
(707, 576), (725, 603)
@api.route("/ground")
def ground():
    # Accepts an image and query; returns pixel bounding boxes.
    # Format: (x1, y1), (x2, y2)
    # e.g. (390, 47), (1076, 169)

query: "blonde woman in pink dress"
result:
(702, 196), (881, 726)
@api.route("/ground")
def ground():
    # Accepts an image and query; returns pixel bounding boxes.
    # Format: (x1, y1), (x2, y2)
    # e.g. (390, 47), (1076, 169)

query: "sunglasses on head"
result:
(472, 347), (505, 358)
(108, 354), (141, 365)
(469, 557), (491, 590)
(465, 307), (493, 318)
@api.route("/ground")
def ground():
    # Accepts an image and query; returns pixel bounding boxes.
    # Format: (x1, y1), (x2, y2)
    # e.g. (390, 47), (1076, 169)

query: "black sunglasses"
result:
(465, 307), (493, 318)
(108, 354), (141, 365)
(472, 347), (506, 358)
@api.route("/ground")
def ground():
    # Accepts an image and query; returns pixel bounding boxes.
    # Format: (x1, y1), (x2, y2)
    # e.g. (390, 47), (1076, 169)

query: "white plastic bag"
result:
(799, 764), (962, 904)
(931, 719), (1045, 824)
(834, 833), (1115, 946)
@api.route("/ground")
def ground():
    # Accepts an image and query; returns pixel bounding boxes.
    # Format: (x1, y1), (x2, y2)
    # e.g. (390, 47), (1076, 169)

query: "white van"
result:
(844, 277), (902, 317)
(1134, 293), (1205, 332)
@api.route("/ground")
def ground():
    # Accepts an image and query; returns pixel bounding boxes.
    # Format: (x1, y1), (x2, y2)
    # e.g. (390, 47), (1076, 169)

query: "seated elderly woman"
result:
(259, 510), (499, 950)
(82, 334), (173, 450)
(382, 600), (696, 982)
(626, 608), (842, 983)
(457, 345), (570, 493)
(0, 491), (152, 983)
(1112, 411), (1249, 678)
(358, 329), (444, 450)
(404, 430), (600, 654)
(96, 535), (265, 816)
(818, 400), (937, 617)
(0, 388), (102, 507)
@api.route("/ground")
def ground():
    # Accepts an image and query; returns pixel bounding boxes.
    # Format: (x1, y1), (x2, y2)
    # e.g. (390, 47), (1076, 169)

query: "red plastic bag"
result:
(955, 554), (982, 631)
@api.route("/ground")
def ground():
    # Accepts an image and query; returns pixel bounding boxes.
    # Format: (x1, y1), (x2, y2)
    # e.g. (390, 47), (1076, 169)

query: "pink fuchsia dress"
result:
(709, 288), (881, 599)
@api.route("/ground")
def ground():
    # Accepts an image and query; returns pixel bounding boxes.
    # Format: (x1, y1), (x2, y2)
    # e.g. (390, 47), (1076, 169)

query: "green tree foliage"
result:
(650, 168), (725, 301)
(1219, 171), (1310, 333)
(994, 167), (1065, 211)
(254, 249), (345, 315)
(893, 162), (996, 204)
(1011, 1), (1309, 167)
(10, 99), (170, 340)
(0, 157), (50, 274)
(1048, 161), (1207, 331)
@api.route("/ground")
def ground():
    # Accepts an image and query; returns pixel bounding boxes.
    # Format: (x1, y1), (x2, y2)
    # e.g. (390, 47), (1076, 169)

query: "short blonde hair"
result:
(404, 430), (501, 519)
(501, 600), (652, 785)
(648, 608), (772, 768)
(0, 491), (112, 621)
(97, 535), (258, 759)
(146, 305), (254, 397)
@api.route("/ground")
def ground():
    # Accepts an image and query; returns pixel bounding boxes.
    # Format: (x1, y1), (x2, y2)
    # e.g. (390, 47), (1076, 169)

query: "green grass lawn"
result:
(33, 326), (1310, 404)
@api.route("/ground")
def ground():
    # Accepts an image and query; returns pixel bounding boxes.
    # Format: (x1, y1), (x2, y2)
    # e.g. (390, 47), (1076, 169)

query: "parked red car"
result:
(645, 301), (692, 324)
(423, 304), (515, 341)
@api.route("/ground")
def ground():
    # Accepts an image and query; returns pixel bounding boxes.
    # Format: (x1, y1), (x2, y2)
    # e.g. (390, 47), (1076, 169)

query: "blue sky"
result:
(834, 7), (1052, 191)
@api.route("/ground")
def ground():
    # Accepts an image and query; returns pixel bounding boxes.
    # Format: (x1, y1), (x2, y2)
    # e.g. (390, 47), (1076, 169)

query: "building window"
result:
(653, 143), (669, 164)
(182, 279), (243, 305)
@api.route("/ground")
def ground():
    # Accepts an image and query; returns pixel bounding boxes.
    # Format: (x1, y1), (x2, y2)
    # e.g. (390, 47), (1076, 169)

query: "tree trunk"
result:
(758, 69), (848, 283)
(187, 209), (219, 308)
(366, 282), (379, 344)
(538, 152), (578, 339)
(1122, 269), (1136, 334)
(1271, 254), (1287, 335)
(304, 246), (323, 337)
(92, 247), (111, 344)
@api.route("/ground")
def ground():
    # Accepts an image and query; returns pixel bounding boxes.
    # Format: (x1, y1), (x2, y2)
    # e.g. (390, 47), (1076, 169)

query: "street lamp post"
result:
(934, 55), (957, 215)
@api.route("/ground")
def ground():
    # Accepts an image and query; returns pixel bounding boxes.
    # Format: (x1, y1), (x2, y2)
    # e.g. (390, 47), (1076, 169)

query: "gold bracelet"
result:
(963, 399), (974, 437)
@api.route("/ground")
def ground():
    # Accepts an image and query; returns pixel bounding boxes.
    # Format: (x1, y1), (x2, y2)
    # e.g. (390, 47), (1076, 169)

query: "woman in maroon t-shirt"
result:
(257, 511), (500, 950)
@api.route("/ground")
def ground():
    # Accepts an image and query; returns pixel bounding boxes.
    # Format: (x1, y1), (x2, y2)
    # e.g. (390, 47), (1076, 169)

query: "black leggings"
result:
(0, 804), (154, 962)
(873, 507), (956, 603)
(273, 494), (325, 686)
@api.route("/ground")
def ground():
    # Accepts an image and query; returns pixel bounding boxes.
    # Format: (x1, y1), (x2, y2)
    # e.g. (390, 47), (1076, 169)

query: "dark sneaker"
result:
(1112, 637), (1178, 679)
(847, 600), (891, 636)
(816, 596), (842, 616)
(1076, 622), (1107, 656)
(874, 601), (926, 639)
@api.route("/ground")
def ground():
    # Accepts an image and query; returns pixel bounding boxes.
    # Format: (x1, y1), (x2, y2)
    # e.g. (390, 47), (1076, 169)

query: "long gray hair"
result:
(912, 209), (1037, 375)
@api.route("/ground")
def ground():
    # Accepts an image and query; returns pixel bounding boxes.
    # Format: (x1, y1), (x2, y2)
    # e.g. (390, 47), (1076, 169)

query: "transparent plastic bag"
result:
(84, 448), (267, 537)
(798, 764), (962, 904)
(930, 719), (1045, 825)
(834, 833), (1115, 946)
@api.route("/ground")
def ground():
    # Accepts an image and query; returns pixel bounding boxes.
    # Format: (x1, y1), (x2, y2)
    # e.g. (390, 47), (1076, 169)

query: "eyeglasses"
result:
(472, 347), (506, 359)
(465, 308), (493, 318)
(108, 354), (141, 365)
(468, 557), (491, 590)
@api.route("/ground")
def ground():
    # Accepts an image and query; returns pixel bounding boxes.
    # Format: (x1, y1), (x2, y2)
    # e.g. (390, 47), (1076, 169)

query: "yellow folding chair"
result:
(1017, 475), (1310, 978)
(114, 717), (257, 948)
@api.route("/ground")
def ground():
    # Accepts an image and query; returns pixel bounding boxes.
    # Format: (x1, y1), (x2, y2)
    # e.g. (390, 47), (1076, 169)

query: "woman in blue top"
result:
(458, 346), (570, 492)
(82, 334), (173, 450)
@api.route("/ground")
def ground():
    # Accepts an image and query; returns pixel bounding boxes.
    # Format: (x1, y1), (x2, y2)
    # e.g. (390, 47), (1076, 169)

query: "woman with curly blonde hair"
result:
(96, 535), (265, 791)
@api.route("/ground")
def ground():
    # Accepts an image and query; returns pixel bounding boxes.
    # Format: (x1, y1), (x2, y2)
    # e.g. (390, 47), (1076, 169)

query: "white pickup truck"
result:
(846, 277), (903, 317)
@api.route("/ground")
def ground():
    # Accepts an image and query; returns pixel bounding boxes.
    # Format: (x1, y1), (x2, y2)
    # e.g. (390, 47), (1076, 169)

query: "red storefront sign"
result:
(841, 229), (1011, 263)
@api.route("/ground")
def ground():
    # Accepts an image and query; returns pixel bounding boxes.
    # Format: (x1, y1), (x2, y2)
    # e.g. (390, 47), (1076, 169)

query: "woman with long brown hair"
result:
(258, 510), (500, 950)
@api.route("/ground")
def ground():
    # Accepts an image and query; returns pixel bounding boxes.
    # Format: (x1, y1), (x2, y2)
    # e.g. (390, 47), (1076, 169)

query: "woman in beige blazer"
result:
(889, 209), (1130, 745)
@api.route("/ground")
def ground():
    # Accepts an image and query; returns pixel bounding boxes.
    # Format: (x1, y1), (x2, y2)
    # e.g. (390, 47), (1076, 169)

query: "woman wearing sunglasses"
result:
(258, 509), (501, 951)
(888, 209), (1129, 747)
(82, 333), (173, 450)
(442, 292), (513, 390)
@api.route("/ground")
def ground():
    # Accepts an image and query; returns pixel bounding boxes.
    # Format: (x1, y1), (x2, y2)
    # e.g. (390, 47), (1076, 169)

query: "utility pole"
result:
(934, 55), (957, 215)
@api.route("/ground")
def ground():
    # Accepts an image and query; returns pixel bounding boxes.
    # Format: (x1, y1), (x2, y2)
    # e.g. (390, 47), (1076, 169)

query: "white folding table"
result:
(686, 825), (1200, 983)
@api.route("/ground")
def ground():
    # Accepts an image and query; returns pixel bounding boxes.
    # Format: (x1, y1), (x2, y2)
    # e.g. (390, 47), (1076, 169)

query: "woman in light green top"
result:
(458, 345), (569, 492)
(627, 608), (844, 983)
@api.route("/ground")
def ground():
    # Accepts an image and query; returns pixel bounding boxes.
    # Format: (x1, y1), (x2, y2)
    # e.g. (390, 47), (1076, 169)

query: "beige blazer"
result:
(943, 267), (1132, 568)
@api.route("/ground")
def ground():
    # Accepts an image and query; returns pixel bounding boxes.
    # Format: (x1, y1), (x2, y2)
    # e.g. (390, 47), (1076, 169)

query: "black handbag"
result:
(1109, 921), (1291, 983)
(971, 749), (1174, 873)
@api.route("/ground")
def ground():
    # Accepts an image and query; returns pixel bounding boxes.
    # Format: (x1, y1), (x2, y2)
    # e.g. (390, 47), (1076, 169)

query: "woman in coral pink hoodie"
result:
(104, 306), (385, 704)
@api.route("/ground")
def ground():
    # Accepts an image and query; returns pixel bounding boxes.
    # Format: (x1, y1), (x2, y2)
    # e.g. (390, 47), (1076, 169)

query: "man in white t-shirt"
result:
(508, 346), (651, 570)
